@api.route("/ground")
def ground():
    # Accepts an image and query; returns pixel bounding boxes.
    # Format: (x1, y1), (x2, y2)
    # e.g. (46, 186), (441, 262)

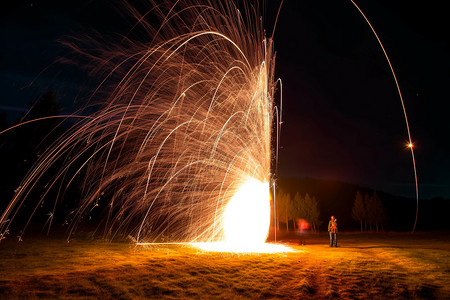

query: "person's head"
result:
(331, 216), (335, 220)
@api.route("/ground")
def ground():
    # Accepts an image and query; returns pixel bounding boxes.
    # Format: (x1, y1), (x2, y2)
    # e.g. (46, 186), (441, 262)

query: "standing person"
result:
(328, 216), (338, 247)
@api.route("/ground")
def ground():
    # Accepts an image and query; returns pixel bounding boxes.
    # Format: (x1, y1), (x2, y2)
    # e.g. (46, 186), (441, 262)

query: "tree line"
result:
(351, 191), (387, 232)
(275, 190), (321, 232)
(275, 188), (389, 233)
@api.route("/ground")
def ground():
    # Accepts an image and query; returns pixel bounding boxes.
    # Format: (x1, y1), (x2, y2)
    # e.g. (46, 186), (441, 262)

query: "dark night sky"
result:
(1, 0), (449, 199)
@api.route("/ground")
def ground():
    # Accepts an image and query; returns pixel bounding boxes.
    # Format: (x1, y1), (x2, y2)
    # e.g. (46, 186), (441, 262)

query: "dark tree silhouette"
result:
(288, 192), (321, 233)
(372, 192), (387, 232)
(352, 191), (366, 232)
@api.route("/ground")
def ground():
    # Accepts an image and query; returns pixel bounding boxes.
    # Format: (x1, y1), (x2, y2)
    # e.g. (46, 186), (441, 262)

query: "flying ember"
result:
(0, 0), (285, 252)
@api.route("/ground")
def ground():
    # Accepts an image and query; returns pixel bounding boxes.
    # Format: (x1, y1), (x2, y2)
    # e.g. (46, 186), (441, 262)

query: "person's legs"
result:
(329, 232), (333, 247)
(334, 233), (338, 247)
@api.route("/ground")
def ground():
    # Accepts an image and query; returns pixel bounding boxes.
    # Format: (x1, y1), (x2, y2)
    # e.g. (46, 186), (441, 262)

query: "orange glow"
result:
(190, 241), (293, 253)
(297, 219), (310, 231)
(191, 178), (293, 253)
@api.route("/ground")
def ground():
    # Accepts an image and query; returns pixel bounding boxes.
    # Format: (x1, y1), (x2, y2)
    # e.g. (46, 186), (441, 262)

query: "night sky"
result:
(1, 0), (449, 199)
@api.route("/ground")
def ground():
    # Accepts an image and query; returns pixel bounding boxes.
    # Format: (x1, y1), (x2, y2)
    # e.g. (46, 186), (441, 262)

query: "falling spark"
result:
(0, 0), (282, 251)
(350, 0), (419, 232)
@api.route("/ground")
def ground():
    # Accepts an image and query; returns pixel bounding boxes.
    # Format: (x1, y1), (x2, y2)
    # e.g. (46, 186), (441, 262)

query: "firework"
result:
(350, 0), (419, 232)
(0, 0), (280, 248)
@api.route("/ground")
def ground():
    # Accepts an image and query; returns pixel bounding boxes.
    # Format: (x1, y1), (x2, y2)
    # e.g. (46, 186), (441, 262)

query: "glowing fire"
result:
(223, 178), (270, 246)
(191, 178), (292, 253)
(0, 0), (286, 251)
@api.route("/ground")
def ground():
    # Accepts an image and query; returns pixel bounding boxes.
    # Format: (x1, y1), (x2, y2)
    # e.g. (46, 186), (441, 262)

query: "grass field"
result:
(0, 232), (449, 299)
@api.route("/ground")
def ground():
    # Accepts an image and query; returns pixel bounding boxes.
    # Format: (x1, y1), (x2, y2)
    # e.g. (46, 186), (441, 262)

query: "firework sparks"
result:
(0, 0), (282, 251)
(188, 177), (293, 253)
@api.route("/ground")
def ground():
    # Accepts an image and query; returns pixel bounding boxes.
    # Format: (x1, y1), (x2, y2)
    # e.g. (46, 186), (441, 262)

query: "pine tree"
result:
(285, 193), (292, 231)
(275, 189), (292, 231)
(289, 192), (300, 230)
(364, 193), (374, 231)
(289, 192), (321, 233)
(310, 196), (321, 232)
(352, 191), (366, 232)
(292, 192), (303, 230)
(372, 192), (386, 232)
(275, 189), (285, 230)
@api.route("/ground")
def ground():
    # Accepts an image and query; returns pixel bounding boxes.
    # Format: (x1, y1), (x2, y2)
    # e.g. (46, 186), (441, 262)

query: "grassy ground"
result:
(0, 232), (449, 299)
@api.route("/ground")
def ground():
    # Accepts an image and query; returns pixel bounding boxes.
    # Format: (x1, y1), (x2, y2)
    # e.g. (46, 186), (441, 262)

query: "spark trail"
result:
(350, 0), (419, 232)
(0, 0), (279, 246)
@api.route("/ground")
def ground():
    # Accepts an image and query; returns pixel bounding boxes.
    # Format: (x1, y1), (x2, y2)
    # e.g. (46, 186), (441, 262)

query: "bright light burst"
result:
(190, 241), (293, 253)
(223, 178), (270, 246)
(0, 0), (282, 250)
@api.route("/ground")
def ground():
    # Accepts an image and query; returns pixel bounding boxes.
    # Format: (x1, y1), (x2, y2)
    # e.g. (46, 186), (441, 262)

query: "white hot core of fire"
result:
(223, 178), (270, 246)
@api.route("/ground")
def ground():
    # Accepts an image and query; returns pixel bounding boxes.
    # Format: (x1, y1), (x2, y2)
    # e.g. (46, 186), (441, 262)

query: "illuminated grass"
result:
(190, 242), (293, 253)
(0, 232), (449, 298)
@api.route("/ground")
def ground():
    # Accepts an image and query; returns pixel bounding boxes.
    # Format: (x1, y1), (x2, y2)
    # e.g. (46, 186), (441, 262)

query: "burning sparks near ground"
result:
(0, 0), (280, 251)
(137, 179), (293, 253)
(190, 242), (293, 253)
